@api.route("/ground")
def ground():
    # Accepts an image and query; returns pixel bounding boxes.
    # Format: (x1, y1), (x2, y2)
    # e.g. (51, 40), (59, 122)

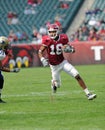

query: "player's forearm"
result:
(0, 66), (20, 73)
(38, 48), (48, 67)
(0, 61), (10, 72)
(0, 61), (19, 72)
(38, 45), (46, 59)
(38, 49), (43, 59)
(0, 66), (10, 72)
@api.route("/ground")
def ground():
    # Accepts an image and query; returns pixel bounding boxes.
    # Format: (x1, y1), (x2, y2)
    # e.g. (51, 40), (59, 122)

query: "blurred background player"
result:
(0, 36), (20, 103)
(38, 24), (96, 100)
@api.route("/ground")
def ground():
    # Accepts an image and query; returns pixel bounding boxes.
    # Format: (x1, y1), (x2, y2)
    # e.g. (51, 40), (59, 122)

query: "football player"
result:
(38, 24), (96, 100)
(0, 36), (20, 103)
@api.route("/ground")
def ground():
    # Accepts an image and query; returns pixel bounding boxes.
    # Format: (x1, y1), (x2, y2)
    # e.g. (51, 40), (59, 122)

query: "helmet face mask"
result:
(48, 24), (59, 39)
(0, 36), (10, 51)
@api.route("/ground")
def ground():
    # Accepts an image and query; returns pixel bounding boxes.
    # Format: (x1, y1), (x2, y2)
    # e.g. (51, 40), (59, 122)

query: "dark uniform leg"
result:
(0, 73), (6, 103)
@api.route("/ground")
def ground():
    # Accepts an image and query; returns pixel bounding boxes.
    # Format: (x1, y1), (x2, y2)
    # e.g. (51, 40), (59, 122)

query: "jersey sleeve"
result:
(60, 34), (69, 45)
(42, 35), (51, 47)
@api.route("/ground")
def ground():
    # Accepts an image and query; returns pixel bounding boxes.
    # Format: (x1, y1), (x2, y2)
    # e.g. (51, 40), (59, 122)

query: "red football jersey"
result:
(42, 34), (69, 65)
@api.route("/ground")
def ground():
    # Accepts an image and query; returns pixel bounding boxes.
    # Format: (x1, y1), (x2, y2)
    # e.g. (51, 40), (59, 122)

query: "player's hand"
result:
(10, 68), (20, 73)
(63, 45), (75, 53)
(70, 46), (75, 53)
(40, 57), (48, 67)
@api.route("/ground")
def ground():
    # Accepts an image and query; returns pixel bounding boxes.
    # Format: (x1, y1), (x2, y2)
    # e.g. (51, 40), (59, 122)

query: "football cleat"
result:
(52, 86), (57, 93)
(87, 93), (97, 100)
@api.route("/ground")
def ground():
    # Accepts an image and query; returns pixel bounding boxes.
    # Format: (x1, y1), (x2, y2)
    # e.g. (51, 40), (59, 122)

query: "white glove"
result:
(40, 57), (48, 67)
(63, 45), (75, 53)
(10, 68), (20, 73)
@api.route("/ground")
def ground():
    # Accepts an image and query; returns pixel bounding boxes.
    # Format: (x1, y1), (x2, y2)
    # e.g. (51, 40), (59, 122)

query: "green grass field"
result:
(0, 64), (105, 130)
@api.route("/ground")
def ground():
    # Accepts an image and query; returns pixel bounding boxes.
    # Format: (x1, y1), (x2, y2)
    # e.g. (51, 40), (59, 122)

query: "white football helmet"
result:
(0, 36), (10, 50)
(47, 24), (59, 39)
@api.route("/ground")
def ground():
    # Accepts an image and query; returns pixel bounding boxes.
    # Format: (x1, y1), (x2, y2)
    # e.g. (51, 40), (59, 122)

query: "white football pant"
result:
(50, 60), (79, 88)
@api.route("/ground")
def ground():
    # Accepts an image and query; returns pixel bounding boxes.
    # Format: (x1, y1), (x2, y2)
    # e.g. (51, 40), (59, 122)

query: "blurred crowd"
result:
(69, 7), (105, 42)
(7, 0), (67, 44)
(6, 2), (105, 44)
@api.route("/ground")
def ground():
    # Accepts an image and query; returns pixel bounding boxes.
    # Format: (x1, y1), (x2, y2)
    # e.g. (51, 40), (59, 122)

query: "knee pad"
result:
(70, 67), (79, 77)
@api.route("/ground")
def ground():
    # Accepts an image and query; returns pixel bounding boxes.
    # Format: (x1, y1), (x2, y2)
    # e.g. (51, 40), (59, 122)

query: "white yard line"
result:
(3, 90), (83, 98)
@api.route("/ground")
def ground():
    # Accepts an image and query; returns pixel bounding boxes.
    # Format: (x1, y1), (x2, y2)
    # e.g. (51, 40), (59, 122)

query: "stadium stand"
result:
(68, 0), (105, 41)
(0, 0), (84, 43)
(2, 0), (105, 42)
